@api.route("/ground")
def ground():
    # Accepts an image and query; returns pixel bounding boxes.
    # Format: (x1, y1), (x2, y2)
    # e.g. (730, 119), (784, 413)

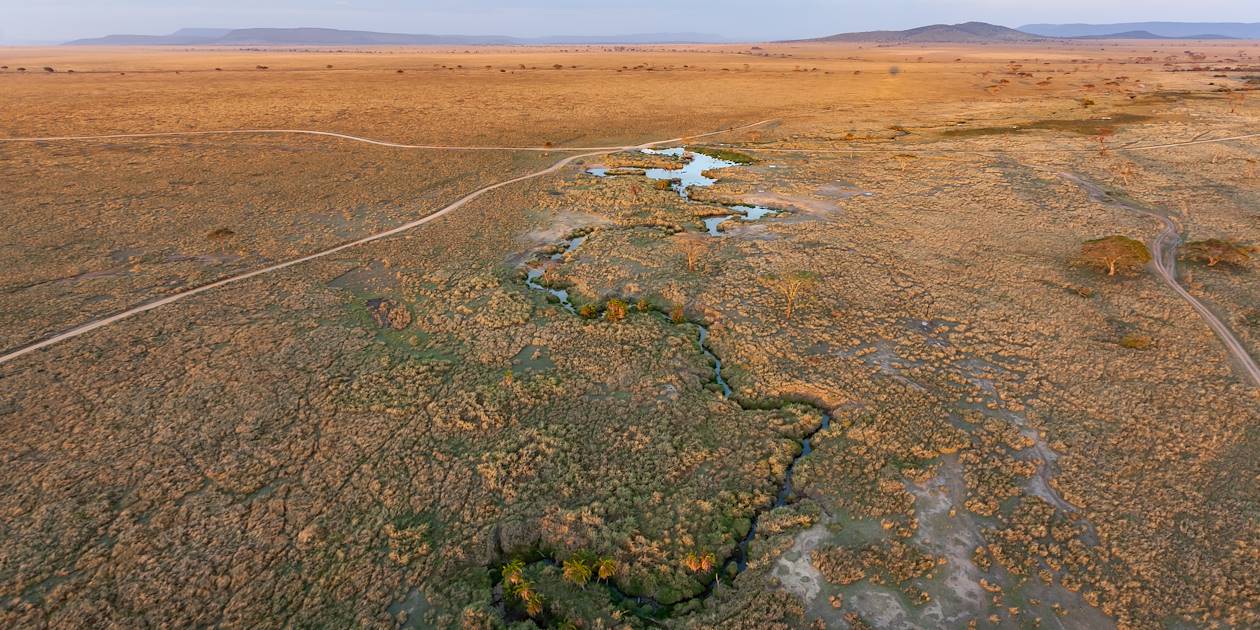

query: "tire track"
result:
(1059, 173), (1260, 388)
(0, 120), (775, 365)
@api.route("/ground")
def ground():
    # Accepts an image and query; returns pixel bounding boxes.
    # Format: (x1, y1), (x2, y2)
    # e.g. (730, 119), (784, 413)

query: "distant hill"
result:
(1068, 30), (1235, 40)
(64, 27), (729, 46)
(1020, 22), (1260, 39)
(788, 22), (1045, 44)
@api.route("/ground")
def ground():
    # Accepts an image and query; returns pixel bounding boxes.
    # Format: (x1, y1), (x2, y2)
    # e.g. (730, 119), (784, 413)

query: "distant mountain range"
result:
(788, 21), (1258, 44)
(788, 22), (1043, 44)
(1020, 22), (1260, 39)
(64, 27), (730, 46)
(1066, 30), (1235, 40)
(62, 22), (1260, 48)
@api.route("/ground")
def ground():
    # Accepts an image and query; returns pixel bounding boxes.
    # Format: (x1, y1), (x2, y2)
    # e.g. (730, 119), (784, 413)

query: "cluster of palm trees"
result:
(501, 560), (546, 617)
(684, 551), (717, 573)
(500, 554), (618, 619)
(561, 555), (617, 587)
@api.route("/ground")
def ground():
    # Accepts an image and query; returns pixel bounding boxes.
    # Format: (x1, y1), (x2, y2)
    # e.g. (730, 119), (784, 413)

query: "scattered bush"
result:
(366, 298), (412, 331)
(670, 304), (686, 324)
(1119, 334), (1152, 350)
(1241, 309), (1260, 329)
(605, 299), (628, 322)
(578, 303), (599, 319)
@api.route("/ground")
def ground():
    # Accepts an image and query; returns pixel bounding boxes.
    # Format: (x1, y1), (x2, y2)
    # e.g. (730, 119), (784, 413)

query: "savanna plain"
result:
(1, 41), (1258, 629)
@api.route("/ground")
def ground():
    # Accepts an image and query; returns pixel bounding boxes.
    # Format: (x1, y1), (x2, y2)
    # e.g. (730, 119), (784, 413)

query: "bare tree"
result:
(764, 271), (818, 321)
(1117, 162), (1137, 187)
(677, 233), (708, 272)
(1095, 127), (1115, 155)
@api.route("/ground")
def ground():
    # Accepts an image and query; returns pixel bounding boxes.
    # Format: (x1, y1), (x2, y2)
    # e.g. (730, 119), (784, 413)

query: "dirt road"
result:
(1060, 173), (1260, 388)
(0, 120), (773, 365)
(0, 128), (656, 151)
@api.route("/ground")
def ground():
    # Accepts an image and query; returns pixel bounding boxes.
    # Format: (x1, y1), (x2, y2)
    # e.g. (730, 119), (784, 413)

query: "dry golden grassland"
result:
(1, 41), (1258, 629)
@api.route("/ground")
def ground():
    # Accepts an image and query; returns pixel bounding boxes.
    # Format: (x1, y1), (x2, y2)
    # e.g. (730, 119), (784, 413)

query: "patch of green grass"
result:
(941, 113), (1152, 138)
(686, 146), (757, 165)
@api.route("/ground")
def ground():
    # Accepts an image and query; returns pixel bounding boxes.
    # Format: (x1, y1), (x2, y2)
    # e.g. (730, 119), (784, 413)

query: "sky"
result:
(1, 0), (1257, 44)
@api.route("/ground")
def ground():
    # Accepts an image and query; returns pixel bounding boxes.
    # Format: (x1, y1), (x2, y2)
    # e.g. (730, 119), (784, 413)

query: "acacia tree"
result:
(764, 270), (818, 321)
(1183, 239), (1252, 268)
(1079, 235), (1151, 276)
(1095, 127), (1115, 155)
(678, 233), (708, 272)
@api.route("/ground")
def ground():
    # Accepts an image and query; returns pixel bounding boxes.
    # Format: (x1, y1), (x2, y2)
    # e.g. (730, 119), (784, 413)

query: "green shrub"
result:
(605, 299), (628, 322)
(1119, 334), (1151, 350)
(687, 146), (756, 165)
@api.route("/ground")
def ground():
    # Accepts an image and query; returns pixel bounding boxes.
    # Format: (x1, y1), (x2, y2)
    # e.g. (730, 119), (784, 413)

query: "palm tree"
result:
(562, 557), (592, 588)
(700, 552), (716, 573)
(684, 552), (702, 573)
(524, 593), (545, 617)
(596, 557), (617, 582)
(501, 559), (526, 586)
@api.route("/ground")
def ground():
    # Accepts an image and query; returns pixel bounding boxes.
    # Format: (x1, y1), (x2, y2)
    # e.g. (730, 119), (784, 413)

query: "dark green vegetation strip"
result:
(685, 146), (757, 164)
(941, 113), (1152, 138)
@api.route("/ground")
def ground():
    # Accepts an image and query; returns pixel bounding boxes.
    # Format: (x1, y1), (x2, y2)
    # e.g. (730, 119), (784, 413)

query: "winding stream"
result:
(524, 235), (586, 313)
(516, 148), (837, 615)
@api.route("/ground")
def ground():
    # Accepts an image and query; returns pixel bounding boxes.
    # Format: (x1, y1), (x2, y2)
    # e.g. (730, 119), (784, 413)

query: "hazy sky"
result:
(2, 0), (1257, 44)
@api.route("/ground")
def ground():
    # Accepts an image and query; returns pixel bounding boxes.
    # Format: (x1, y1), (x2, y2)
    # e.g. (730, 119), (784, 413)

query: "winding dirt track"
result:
(1060, 173), (1260, 388)
(735, 131), (1260, 155)
(0, 129), (646, 152)
(0, 119), (774, 366)
(6, 129), (1259, 154)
